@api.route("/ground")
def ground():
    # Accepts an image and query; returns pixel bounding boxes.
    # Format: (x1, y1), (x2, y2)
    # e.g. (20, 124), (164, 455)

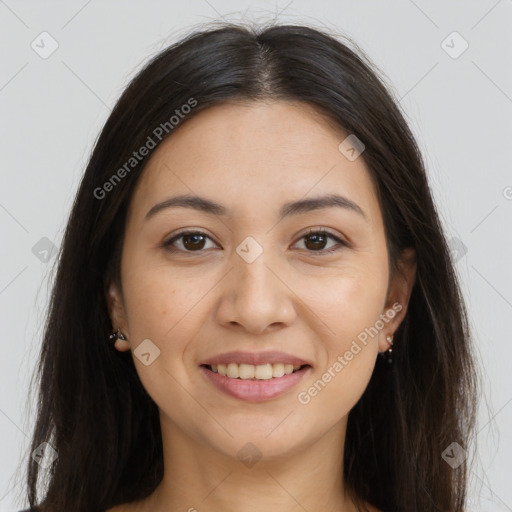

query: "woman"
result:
(19, 21), (478, 512)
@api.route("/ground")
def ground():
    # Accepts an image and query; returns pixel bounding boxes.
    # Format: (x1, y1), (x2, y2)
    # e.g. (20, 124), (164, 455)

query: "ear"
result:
(106, 281), (131, 352)
(378, 247), (417, 353)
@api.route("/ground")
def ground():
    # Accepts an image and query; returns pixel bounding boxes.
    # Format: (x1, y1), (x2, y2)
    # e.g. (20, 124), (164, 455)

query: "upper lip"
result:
(199, 350), (312, 367)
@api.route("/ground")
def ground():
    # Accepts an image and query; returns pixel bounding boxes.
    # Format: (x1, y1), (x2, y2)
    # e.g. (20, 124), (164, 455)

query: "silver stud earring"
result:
(109, 327), (127, 344)
(385, 335), (394, 364)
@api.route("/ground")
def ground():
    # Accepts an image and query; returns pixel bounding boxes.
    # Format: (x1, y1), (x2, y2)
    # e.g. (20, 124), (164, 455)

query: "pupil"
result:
(305, 233), (326, 250)
(183, 234), (205, 250)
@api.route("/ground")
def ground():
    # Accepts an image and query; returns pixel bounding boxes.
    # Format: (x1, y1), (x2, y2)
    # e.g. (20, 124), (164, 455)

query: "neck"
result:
(141, 412), (361, 512)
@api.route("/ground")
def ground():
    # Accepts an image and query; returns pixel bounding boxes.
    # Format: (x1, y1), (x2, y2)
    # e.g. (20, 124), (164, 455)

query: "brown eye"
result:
(304, 232), (328, 250)
(163, 229), (346, 256)
(163, 231), (217, 252)
(183, 233), (205, 250)
(293, 229), (346, 255)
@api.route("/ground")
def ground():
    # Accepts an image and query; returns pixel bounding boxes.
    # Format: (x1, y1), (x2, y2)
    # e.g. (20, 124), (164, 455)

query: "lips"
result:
(198, 350), (313, 402)
(200, 364), (311, 402)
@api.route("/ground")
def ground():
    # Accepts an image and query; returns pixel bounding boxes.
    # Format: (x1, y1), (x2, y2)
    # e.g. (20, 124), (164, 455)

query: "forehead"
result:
(128, 101), (381, 227)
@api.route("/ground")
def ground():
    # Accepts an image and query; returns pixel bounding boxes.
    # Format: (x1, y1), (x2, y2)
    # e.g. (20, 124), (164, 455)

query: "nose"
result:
(215, 247), (297, 335)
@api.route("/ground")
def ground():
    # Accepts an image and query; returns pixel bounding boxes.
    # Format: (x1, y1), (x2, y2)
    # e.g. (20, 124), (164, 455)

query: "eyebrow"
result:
(145, 193), (368, 222)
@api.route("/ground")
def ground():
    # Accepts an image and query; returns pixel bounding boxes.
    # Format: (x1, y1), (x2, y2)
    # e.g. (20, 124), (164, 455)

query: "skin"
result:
(106, 100), (416, 512)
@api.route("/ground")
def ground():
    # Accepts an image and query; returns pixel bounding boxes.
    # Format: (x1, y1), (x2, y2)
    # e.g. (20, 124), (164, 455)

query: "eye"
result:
(292, 228), (347, 256)
(163, 228), (347, 255)
(163, 230), (218, 253)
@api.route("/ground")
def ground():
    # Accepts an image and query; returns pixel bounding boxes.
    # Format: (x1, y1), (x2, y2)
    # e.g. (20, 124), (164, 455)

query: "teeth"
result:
(255, 363), (272, 379)
(273, 363), (285, 378)
(209, 363), (303, 379)
(239, 363), (255, 379)
(227, 363), (239, 378)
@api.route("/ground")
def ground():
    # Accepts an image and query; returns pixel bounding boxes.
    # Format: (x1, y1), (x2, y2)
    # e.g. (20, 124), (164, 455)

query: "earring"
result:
(109, 327), (127, 343)
(384, 335), (394, 364)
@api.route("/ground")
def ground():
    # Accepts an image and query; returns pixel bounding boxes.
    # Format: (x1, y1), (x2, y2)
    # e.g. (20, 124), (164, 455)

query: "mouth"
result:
(199, 363), (312, 402)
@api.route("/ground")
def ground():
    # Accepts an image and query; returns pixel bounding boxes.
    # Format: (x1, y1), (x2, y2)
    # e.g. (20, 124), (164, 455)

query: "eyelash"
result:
(162, 228), (347, 256)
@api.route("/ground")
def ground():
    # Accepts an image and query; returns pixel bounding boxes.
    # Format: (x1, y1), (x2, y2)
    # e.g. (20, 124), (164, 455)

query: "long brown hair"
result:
(22, 21), (479, 512)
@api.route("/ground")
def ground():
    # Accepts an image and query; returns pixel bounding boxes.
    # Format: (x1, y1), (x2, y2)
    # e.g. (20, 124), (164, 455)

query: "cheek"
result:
(295, 260), (386, 402)
(296, 274), (383, 422)
(123, 272), (178, 335)
(300, 262), (388, 341)
(120, 268), (207, 411)
(121, 262), (220, 366)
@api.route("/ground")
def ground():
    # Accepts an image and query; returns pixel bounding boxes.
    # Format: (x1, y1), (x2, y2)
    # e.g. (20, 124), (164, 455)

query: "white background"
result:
(1, 1), (511, 510)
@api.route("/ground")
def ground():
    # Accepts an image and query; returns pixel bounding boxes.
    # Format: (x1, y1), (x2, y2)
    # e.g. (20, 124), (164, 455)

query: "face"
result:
(107, 100), (416, 461)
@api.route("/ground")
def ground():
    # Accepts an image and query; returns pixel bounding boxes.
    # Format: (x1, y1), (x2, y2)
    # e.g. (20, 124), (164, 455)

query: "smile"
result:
(200, 363), (312, 402)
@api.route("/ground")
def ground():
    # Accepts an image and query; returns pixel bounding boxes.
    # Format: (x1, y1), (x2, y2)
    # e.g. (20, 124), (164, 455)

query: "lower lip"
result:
(199, 365), (312, 402)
